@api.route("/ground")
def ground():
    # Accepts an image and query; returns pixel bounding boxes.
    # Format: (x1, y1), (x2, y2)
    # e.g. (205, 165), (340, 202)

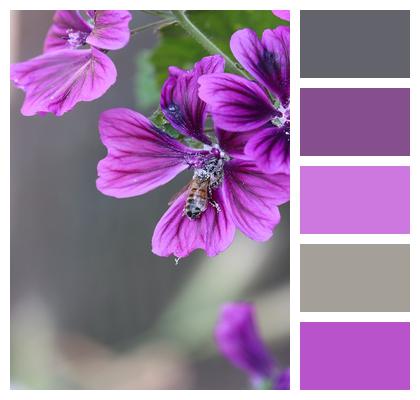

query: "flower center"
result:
(271, 103), (290, 142)
(193, 156), (225, 188)
(193, 145), (228, 186)
(66, 29), (89, 49)
(272, 103), (290, 127)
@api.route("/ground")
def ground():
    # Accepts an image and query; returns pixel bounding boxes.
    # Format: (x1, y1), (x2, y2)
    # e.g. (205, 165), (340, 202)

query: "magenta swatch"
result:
(300, 322), (410, 390)
(300, 166), (410, 234)
(300, 88), (410, 156)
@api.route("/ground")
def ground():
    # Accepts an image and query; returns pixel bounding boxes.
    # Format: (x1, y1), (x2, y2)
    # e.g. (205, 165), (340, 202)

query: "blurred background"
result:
(10, 11), (290, 389)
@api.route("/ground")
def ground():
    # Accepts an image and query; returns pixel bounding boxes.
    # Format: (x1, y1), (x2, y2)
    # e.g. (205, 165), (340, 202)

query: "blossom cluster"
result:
(97, 15), (290, 259)
(11, 10), (290, 259)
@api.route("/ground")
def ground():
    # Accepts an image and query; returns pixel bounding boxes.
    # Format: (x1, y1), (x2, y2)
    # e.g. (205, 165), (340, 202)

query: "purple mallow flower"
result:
(198, 25), (290, 174)
(96, 55), (289, 258)
(10, 10), (131, 116)
(215, 302), (290, 390)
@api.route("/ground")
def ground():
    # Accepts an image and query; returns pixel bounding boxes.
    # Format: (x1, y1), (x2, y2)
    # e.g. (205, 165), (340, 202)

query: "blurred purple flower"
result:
(274, 367), (290, 389)
(215, 302), (290, 390)
(198, 25), (290, 174)
(272, 10), (290, 21)
(10, 10), (131, 116)
(96, 55), (289, 258)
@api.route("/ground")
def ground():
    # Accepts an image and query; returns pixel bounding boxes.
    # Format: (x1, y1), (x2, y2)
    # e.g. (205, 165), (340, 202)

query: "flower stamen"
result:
(272, 101), (289, 125)
(66, 29), (89, 48)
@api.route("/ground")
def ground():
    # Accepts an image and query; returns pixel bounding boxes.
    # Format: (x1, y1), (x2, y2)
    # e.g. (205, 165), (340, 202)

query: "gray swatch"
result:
(300, 10), (410, 78)
(301, 244), (410, 312)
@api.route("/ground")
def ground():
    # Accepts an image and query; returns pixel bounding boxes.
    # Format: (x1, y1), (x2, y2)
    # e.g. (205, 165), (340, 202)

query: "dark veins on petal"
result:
(162, 76), (211, 145)
(215, 76), (276, 120)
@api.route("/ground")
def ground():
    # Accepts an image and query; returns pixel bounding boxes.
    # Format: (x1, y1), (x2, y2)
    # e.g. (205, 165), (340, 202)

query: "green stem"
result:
(142, 10), (174, 18)
(130, 18), (176, 36)
(171, 10), (247, 78)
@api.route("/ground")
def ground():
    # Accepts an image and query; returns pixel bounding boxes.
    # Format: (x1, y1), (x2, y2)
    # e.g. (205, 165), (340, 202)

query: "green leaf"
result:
(149, 108), (167, 128)
(148, 108), (182, 139)
(150, 10), (288, 87)
(135, 49), (161, 111)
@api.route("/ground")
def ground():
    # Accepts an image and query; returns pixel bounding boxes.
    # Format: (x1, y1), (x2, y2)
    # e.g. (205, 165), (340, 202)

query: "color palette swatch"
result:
(300, 166), (410, 234)
(301, 244), (410, 312)
(300, 322), (410, 390)
(301, 89), (410, 156)
(300, 10), (410, 77)
(299, 9), (410, 391)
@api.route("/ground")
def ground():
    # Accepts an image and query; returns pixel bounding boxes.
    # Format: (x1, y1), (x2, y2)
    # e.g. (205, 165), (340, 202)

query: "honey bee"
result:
(184, 176), (211, 220)
(168, 157), (224, 221)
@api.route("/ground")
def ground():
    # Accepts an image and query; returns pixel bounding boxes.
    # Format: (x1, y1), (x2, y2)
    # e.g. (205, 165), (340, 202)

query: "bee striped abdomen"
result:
(184, 179), (209, 220)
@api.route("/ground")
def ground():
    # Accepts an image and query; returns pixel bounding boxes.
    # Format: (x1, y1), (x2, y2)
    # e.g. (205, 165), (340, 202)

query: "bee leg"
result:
(209, 199), (221, 213)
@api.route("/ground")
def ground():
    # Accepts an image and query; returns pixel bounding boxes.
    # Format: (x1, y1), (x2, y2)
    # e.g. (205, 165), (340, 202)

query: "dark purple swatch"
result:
(300, 88), (410, 156)
(300, 322), (410, 390)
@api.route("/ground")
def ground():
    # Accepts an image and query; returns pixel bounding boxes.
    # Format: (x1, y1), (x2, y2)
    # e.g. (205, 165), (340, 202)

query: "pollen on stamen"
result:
(272, 103), (290, 129)
(271, 116), (285, 127)
(66, 29), (89, 49)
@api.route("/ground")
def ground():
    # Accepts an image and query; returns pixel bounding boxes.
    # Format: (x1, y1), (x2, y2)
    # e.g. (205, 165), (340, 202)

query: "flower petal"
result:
(198, 73), (276, 132)
(222, 159), (290, 241)
(152, 189), (235, 258)
(273, 368), (290, 390)
(230, 28), (289, 104)
(261, 27), (290, 105)
(161, 55), (225, 145)
(215, 302), (276, 380)
(86, 10), (132, 50)
(244, 126), (290, 174)
(272, 10), (290, 21)
(11, 48), (116, 116)
(168, 66), (186, 77)
(97, 108), (197, 198)
(215, 127), (254, 160)
(43, 11), (92, 53)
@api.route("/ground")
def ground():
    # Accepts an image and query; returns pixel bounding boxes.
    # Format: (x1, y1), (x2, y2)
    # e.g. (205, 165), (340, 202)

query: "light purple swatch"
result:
(300, 166), (410, 234)
(300, 88), (410, 156)
(300, 322), (410, 390)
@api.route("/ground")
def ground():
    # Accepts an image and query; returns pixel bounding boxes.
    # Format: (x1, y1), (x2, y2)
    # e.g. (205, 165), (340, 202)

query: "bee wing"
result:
(168, 182), (191, 206)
